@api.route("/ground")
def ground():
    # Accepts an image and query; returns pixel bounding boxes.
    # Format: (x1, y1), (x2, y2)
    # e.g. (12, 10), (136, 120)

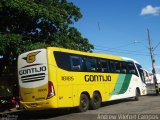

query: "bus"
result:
(18, 47), (147, 112)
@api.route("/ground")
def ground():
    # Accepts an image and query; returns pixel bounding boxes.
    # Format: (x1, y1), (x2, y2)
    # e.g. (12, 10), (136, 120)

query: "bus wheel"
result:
(78, 94), (89, 112)
(90, 92), (101, 110)
(134, 89), (140, 101)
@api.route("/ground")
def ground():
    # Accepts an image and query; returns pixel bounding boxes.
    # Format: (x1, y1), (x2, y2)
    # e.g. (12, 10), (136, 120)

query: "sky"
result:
(68, 0), (160, 72)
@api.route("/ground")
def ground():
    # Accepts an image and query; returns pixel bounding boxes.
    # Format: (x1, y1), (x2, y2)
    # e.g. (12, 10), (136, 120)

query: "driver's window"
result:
(139, 69), (145, 83)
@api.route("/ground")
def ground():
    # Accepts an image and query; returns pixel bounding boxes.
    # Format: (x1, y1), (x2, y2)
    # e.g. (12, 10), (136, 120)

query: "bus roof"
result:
(122, 56), (140, 64)
(47, 47), (139, 63)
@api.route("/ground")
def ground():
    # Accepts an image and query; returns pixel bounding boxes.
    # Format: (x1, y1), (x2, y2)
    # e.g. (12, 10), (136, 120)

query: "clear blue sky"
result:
(68, 0), (160, 72)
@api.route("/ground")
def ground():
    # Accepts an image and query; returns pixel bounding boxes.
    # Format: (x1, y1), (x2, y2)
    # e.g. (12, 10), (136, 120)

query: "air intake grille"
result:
(21, 73), (45, 83)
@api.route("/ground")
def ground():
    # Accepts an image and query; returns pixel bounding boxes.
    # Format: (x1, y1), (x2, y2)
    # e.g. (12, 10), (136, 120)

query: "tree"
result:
(0, 0), (94, 62)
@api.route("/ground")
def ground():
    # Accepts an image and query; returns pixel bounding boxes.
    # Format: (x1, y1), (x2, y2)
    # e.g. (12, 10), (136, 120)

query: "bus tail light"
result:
(47, 81), (55, 99)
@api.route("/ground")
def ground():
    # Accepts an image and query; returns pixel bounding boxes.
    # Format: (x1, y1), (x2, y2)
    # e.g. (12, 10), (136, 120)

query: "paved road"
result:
(1, 94), (160, 120)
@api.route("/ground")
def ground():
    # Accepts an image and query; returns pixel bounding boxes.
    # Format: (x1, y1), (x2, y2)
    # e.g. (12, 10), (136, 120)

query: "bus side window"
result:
(115, 61), (120, 73)
(99, 59), (109, 72)
(85, 57), (97, 72)
(127, 63), (137, 75)
(110, 61), (116, 73)
(70, 56), (82, 71)
(54, 51), (70, 70)
(109, 60), (120, 73)
(121, 62), (127, 74)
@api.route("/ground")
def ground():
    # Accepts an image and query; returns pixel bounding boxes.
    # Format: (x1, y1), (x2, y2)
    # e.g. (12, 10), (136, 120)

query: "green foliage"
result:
(0, 33), (22, 58)
(0, 0), (94, 62)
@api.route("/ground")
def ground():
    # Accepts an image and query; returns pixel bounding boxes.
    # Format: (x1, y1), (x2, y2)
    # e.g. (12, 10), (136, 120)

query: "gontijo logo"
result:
(23, 51), (40, 63)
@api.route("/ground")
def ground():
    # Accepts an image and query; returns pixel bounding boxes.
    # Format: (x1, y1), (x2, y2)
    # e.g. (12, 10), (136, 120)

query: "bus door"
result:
(137, 67), (147, 95)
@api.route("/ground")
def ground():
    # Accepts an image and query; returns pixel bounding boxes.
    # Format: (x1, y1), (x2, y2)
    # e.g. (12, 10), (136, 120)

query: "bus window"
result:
(139, 69), (145, 83)
(54, 51), (70, 70)
(70, 56), (82, 71)
(85, 57), (97, 72)
(99, 59), (109, 72)
(109, 61), (120, 73)
(110, 61), (116, 73)
(127, 62), (137, 75)
(121, 62), (127, 74)
(136, 64), (146, 83)
(115, 61), (120, 73)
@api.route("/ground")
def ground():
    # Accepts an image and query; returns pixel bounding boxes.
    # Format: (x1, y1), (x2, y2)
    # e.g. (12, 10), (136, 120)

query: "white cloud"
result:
(140, 5), (160, 16)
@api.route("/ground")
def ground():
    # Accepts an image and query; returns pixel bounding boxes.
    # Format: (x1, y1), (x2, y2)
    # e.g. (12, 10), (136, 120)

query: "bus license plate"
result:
(30, 103), (38, 107)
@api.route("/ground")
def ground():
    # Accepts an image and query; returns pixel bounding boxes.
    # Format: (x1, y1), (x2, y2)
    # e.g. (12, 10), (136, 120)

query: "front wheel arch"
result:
(134, 88), (140, 101)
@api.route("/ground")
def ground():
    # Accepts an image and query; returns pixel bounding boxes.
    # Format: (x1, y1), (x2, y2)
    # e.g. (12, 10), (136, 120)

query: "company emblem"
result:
(23, 51), (40, 63)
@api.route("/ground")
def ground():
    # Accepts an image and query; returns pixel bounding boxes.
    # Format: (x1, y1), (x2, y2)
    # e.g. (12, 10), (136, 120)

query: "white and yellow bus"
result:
(18, 47), (147, 112)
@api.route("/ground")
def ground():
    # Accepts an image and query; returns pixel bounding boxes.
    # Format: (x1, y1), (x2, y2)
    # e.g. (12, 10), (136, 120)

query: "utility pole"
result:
(147, 29), (159, 95)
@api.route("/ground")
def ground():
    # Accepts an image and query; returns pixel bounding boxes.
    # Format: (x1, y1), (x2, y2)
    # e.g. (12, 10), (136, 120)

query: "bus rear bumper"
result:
(20, 98), (57, 111)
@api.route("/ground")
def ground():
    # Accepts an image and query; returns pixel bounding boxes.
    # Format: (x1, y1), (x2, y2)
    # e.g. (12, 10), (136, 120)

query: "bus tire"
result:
(134, 89), (140, 101)
(90, 92), (101, 110)
(77, 94), (89, 112)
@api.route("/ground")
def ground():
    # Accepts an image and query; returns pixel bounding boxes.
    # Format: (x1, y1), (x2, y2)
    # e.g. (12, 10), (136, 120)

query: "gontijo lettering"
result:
(85, 75), (111, 82)
(19, 66), (47, 75)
